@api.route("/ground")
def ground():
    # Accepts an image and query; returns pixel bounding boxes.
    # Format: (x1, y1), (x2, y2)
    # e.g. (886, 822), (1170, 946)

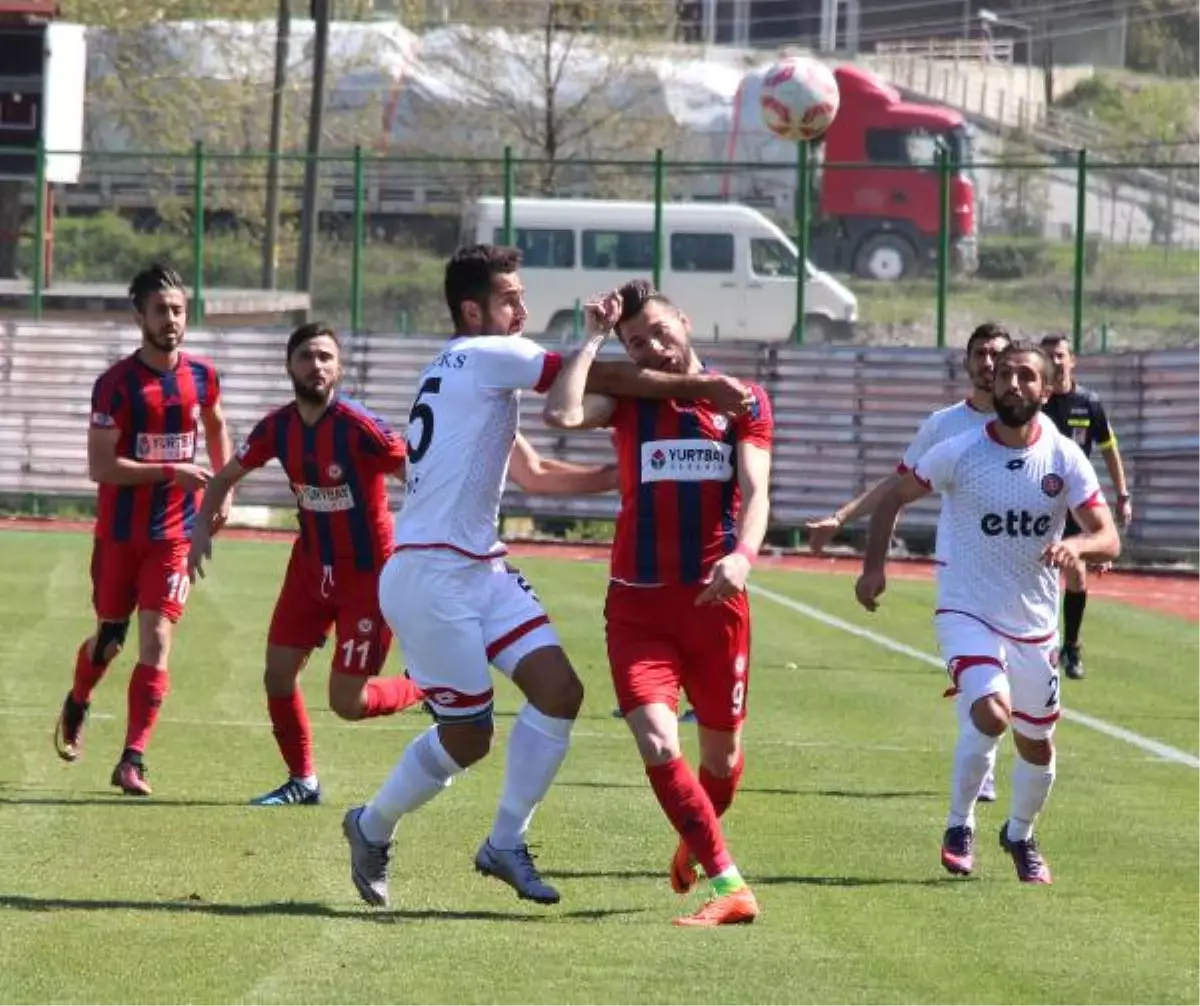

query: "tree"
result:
(385, 0), (692, 200)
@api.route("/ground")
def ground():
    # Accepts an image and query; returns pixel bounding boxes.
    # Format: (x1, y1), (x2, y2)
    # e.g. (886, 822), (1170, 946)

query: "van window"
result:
(750, 237), (799, 278)
(670, 232), (734, 273)
(582, 230), (655, 270)
(493, 227), (574, 268)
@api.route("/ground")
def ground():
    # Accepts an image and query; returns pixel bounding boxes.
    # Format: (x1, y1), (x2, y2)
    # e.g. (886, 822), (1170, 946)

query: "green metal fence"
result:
(7, 143), (1199, 350)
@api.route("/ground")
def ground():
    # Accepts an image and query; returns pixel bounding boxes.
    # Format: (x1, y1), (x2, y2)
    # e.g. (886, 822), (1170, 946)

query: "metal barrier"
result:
(0, 323), (1195, 556)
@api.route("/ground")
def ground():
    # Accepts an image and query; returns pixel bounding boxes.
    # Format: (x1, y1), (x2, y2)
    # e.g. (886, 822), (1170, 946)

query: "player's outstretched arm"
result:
(87, 427), (211, 489)
(586, 362), (754, 418)
(542, 325), (619, 430)
(188, 458), (250, 582)
(508, 433), (619, 496)
(856, 471), (930, 612)
(807, 472), (902, 554)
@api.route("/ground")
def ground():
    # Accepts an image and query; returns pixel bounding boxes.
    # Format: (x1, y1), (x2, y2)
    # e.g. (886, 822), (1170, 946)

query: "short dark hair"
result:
(286, 322), (339, 361)
(129, 264), (186, 313)
(965, 321), (1012, 356)
(614, 279), (675, 337)
(444, 244), (521, 330)
(1039, 333), (1073, 355)
(996, 339), (1054, 383)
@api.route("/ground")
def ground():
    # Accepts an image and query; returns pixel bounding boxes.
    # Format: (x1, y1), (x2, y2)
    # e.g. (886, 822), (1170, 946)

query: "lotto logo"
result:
(980, 510), (1053, 537)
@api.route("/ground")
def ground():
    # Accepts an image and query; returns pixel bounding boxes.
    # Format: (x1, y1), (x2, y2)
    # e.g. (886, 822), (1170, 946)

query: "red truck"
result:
(724, 63), (978, 281)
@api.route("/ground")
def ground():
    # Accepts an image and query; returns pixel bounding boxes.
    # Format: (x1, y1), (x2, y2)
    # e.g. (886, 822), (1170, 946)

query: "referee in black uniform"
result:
(1040, 335), (1133, 680)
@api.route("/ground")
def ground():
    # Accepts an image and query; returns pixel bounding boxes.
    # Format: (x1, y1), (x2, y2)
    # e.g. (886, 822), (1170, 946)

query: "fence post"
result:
(502, 145), (514, 244)
(31, 139), (46, 320)
(652, 148), (664, 290)
(192, 140), (206, 325)
(351, 145), (365, 334)
(1072, 148), (1088, 355)
(794, 140), (810, 344)
(936, 145), (950, 349)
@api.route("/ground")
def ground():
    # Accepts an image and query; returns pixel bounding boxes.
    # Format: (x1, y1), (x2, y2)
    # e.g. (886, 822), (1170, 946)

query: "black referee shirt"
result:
(1042, 383), (1116, 459)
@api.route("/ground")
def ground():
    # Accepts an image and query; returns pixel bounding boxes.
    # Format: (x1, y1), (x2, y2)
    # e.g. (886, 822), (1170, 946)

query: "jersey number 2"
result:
(407, 377), (442, 463)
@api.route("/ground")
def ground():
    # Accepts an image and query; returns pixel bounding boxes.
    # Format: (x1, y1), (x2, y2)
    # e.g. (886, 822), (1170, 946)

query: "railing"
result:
(875, 38), (1015, 65)
(4, 145), (1197, 352)
(0, 323), (1195, 558)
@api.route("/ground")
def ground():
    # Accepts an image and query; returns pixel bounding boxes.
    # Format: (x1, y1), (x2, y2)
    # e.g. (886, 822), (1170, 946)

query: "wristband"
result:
(162, 464), (176, 483)
(734, 542), (757, 565)
(1117, 493), (1131, 501)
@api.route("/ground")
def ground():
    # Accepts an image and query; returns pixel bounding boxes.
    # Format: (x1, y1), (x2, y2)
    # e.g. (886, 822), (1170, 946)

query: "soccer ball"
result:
(759, 56), (840, 143)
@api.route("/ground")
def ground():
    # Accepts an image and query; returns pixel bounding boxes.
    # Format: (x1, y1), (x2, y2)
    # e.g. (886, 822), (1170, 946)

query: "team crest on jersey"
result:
(357, 618), (373, 634)
(650, 449), (666, 471)
(1041, 473), (1064, 498)
(327, 463), (343, 480)
(712, 414), (728, 432)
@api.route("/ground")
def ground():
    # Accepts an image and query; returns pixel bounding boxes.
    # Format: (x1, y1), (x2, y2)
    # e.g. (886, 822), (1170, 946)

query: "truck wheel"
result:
(796, 315), (833, 343)
(854, 234), (916, 281)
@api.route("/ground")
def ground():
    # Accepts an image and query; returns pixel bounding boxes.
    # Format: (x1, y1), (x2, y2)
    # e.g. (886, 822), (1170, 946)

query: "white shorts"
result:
(934, 611), (1061, 740)
(378, 548), (560, 719)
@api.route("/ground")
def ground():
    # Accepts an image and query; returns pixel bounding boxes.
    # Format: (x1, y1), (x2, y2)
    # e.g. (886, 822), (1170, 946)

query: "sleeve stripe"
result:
(1077, 489), (1105, 509)
(896, 462), (910, 474)
(912, 470), (932, 489)
(1096, 435), (1117, 450)
(534, 352), (563, 393)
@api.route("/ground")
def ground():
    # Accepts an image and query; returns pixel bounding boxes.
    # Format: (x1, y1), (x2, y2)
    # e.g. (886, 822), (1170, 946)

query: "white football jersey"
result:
(394, 335), (562, 559)
(900, 400), (1056, 564)
(913, 420), (1103, 640)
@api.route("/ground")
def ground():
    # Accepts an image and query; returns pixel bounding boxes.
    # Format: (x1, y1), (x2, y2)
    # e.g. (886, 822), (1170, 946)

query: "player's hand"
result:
(855, 568), (886, 612)
(697, 373), (756, 418)
(805, 514), (841, 554)
(187, 529), (213, 583)
(695, 552), (751, 605)
(1040, 540), (1084, 578)
(1116, 496), (1133, 527)
(584, 290), (622, 336)
(210, 492), (232, 536)
(171, 463), (212, 492)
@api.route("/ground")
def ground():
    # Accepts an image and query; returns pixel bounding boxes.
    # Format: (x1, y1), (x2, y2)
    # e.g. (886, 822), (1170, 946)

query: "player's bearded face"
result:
(993, 353), (1048, 427)
(478, 274), (528, 336)
(139, 290), (187, 353)
(966, 337), (1008, 393)
(288, 335), (341, 404)
(618, 304), (693, 373)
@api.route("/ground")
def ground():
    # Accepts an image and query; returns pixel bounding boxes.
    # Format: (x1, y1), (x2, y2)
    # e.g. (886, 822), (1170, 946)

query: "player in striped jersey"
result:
(189, 322), (619, 807)
(54, 264), (233, 796)
(544, 280), (772, 927)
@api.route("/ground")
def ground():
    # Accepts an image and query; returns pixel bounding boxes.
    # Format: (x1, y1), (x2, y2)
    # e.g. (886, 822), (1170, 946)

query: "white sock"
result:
(360, 726), (461, 845)
(294, 774), (318, 791)
(947, 709), (1001, 830)
(1007, 752), (1056, 842)
(488, 704), (574, 850)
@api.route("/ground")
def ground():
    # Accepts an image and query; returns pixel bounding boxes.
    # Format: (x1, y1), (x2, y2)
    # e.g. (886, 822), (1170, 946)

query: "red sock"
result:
(362, 675), (425, 719)
(71, 641), (111, 706)
(124, 664), (169, 754)
(267, 692), (314, 779)
(646, 756), (732, 878)
(699, 752), (745, 818)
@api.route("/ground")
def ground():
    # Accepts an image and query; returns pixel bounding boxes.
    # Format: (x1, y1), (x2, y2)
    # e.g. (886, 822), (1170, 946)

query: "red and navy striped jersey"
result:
(607, 382), (773, 586)
(90, 351), (221, 542)
(236, 396), (405, 572)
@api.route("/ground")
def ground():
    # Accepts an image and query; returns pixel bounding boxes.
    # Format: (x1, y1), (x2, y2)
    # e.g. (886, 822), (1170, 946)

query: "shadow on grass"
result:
(557, 780), (941, 800)
(546, 869), (966, 888)
(0, 893), (643, 923)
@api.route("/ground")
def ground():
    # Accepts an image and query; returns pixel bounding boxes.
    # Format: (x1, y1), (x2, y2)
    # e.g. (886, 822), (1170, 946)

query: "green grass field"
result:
(0, 530), (1196, 1005)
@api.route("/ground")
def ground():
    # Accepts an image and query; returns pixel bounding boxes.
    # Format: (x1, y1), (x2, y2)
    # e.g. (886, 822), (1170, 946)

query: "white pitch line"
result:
(749, 584), (1200, 770)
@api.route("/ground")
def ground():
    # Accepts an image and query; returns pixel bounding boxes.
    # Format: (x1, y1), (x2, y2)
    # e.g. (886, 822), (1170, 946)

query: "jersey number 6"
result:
(407, 377), (442, 464)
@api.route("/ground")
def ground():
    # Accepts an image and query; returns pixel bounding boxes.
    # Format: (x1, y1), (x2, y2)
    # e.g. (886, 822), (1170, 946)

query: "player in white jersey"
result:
(342, 244), (753, 909)
(855, 341), (1120, 885)
(808, 322), (1015, 800)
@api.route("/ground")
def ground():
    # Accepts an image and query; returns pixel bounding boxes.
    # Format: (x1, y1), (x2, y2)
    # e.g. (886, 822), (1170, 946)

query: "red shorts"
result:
(90, 537), (192, 623)
(267, 543), (391, 677)
(605, 582), (751, 731)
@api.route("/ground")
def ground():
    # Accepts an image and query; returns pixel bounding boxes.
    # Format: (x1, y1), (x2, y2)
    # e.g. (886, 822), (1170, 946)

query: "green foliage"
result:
(1125, 0), (1200, 77)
